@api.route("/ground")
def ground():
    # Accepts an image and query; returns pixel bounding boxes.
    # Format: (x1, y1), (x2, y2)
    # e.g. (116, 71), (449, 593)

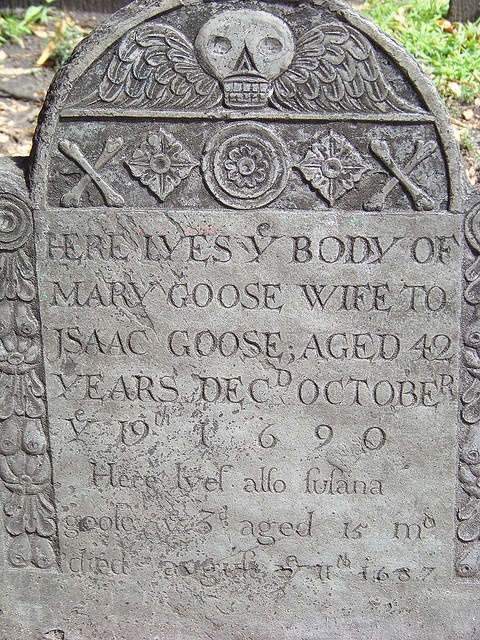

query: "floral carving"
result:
(202, 123), (289, 209)
(0, 169), (58, 570)
(296, 130), (368, 206)
(0, 250), (35, 302)
(224, 145), (269, 190)
(458, 195), (480, 576)
(0, 417), (55, 547)
(0, 300), (45, 420)
(458, 424), (480, 542)
(127, 130), (197, 201)
(0, 417), (56, 568)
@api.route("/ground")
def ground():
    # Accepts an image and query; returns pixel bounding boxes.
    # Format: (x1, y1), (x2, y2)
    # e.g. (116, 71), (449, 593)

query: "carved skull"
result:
(196, 10), (295, 108)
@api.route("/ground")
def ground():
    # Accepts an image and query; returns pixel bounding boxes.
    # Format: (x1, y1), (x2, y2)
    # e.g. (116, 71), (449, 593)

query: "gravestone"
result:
(1, 0), (479, 638)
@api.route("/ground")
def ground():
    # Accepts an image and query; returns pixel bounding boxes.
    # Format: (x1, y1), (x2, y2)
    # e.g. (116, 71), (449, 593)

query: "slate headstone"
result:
(1, 0), (479, 638)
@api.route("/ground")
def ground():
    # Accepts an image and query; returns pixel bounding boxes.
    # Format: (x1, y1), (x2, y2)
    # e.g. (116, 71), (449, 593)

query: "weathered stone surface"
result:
(1, 1), (479, 638)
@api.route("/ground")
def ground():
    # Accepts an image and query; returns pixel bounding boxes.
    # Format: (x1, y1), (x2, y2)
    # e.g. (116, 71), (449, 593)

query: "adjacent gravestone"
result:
(1, 0), (479, 637)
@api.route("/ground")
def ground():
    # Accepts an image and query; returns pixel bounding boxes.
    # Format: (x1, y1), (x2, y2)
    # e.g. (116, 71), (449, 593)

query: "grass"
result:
(0, 4), (51, 46)
(35, 14), (86, 67)
(360, 0), (480, 102)
(460, 129), (480, 170)
(0, 2), (85, 66)
(49, 17), (85, 66)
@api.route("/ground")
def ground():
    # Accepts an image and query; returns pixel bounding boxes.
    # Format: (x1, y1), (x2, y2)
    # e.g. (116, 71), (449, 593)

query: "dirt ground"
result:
(0, 9), (478, 187)
(0, 11), (103, 156)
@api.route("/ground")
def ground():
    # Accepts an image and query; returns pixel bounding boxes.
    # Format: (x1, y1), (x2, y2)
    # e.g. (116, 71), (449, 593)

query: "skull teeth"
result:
(224, 76), (270, 108)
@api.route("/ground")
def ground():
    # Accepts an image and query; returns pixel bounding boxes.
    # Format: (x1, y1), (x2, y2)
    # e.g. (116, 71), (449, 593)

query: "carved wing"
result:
(271, 23), (420, 113)
(97, 23), (223, 109)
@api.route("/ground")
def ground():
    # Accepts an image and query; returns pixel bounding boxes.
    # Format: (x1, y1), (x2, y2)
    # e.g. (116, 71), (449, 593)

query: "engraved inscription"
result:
(34, 210), (461, 591)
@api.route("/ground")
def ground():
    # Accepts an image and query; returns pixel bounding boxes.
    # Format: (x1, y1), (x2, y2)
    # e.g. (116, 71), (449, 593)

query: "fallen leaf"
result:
(462, 108), (474, 121)
(13, 142), (32, 156)
(36, 40), (57, 67)
(393, 13), (407, 24)
(0, 67), (39, 76)
(468, 167), (478, 186)
(29, 24), (49, 39)
(447, 81), (462, 98)
(451, 116), (469, 128)
(437, 18), (456, 33)
(55, 15), (74, 37)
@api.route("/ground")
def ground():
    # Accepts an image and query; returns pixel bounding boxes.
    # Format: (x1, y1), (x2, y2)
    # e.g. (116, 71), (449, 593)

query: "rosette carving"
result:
(0, 159), (58, 569)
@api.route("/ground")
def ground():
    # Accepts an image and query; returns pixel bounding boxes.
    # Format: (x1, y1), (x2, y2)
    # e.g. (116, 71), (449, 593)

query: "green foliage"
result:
(0, 2), (53, 45)
(49, 19), (85, 67)
(460, 129), (480, 164)
(360, 0), (480, 102)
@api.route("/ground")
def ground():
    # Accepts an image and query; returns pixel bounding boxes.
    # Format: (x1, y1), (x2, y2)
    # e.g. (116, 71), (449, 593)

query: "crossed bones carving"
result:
(59, 137), (125, 208)
(58, 134), (436, 211)
(364, 139), (436, 211)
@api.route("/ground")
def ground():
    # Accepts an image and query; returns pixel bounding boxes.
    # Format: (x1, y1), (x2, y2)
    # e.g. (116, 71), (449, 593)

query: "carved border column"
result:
(457, 192), (480, 576)
(0, 158), (58, 569)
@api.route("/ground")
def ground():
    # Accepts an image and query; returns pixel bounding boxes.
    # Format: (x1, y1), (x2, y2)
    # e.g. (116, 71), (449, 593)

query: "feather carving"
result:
(91, 17), (420, 115)
(97, 23), (223, 109)
(271, 23), (420, 113)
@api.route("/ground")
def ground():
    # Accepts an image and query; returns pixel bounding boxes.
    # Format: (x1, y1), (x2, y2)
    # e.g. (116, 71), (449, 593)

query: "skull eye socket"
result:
(258, 36), (283, 56)
(208, 36), (232, 55)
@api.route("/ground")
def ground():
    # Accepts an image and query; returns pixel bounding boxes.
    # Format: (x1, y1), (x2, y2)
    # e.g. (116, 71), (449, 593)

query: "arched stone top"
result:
(29, 0), (465, 212)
